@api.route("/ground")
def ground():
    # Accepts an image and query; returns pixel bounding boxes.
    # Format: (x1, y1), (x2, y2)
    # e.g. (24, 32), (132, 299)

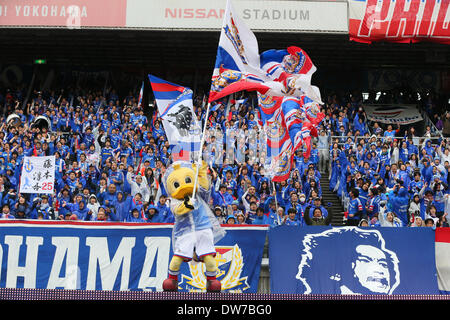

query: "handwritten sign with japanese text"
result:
(19, 156), (55, 194)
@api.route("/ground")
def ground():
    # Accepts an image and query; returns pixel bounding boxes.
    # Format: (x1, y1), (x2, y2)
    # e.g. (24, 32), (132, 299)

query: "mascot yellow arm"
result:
(192, 160), (210, 190)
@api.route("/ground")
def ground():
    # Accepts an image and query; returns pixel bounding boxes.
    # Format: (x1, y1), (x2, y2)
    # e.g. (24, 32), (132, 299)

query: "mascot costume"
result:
(162, 160), (225, 292)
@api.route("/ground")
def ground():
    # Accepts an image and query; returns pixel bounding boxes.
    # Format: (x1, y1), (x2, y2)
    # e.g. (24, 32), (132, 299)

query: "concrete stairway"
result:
(319, 171), (345, 226)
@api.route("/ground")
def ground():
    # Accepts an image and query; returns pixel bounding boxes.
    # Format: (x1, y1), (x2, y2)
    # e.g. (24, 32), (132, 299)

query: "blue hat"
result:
(226, 215), (236, 222)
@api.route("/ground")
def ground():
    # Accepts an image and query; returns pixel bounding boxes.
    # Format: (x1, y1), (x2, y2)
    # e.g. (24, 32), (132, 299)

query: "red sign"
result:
(0, 0), (127, 28)
(349, 0), (450, 44)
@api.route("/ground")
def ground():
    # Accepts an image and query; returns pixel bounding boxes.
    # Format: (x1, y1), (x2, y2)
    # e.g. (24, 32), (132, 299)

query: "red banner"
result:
(0, 0), (127, 28)
(349, 0), (450, 44)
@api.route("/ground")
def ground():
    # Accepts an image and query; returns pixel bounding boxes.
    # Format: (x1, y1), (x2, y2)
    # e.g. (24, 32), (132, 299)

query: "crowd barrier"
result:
(0, 220), (448, 297)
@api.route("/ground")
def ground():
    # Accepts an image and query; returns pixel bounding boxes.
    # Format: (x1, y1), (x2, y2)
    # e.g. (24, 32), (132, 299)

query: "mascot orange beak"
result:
(171, 183), (195, 200)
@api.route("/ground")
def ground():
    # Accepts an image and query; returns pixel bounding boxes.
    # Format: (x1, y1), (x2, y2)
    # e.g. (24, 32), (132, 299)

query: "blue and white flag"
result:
(148, 74), (201, 155)
(269, 226), (439, 295)
(209, 0), (264, 102)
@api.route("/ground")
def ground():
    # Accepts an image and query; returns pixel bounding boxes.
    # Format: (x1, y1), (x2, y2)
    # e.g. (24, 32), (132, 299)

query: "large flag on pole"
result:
(207, 1), (322, 105)
(258, 94), (293, 182)
(209, 0), (265, 103)
(148, 75), (201, 160)
(210, 63), (323, 104)
(281, 95), (323, 158)
(259, 46), (322, 104)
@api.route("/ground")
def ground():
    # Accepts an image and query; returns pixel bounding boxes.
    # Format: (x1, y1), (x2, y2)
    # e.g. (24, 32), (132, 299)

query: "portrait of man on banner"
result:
(295, 227), (400, 295)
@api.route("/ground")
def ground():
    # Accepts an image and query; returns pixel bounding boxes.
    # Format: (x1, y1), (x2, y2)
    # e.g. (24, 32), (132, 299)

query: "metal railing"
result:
(328, 135), (444, 146)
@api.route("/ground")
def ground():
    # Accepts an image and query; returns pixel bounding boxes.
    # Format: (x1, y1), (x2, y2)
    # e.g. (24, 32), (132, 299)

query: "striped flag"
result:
(137, 81), (144, 109)
(258, 94), (293, 182)
(148, 74), (201, 160)
(207, 1), (323, 105)
(209, 0), (265, 103)
(436, 228), (450, 294)
(281, 96), (320, 158)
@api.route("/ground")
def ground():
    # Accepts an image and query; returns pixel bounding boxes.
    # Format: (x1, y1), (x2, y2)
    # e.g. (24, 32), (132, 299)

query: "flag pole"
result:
(272, 181), (281, 225)
(192, 101), (211, 200)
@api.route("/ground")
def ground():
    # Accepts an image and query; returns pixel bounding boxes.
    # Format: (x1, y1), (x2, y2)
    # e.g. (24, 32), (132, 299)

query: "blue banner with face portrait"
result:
(269, 226), (439, 295)
(0, 221), (267, 293)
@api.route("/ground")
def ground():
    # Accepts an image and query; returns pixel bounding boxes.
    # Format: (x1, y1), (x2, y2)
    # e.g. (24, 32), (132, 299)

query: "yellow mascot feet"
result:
(203, 254), (221, 293)
(162, 255), (184, 292)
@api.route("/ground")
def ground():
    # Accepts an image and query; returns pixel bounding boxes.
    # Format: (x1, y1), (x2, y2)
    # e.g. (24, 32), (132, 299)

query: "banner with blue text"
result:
(0, 221), (267, 292)
(269, 226), (439, 294)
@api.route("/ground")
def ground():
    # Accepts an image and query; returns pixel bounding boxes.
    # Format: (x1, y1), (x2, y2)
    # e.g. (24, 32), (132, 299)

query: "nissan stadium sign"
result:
(0, 0), (348, 33)
(126, 0), (348, 32)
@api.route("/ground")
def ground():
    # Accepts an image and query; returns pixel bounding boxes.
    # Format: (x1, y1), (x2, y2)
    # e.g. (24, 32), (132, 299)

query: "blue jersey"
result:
(389, 189), (410, 226)
(284, 218), (301, 226)
(409, 180), (424, 194)
(252, 214), (270, 225)
(348, 198), (363, 220)
(367, 196), (380, 218)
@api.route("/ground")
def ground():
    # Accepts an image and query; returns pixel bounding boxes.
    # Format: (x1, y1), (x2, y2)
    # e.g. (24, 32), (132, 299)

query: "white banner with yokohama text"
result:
(19, 156), (55, 194)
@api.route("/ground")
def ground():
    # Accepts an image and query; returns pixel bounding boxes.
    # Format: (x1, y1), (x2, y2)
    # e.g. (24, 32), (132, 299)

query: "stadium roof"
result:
(1, 28), (449, 71)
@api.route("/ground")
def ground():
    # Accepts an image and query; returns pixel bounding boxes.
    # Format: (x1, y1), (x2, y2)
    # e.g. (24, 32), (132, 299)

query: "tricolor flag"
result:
(436, 228), (450, 294)
(208, 0), (322, 105)
(148, 74), (201, 161)
(300, 95), (325, 125)
(259, 46), (322, 104)
(260, 47), (316, 81)
(281, 96), (306, 152)
(209, 54), (323, 104)
(137, 81), (144, 109)
(209, 0), (265, 103)
(258, 94), (293, 182)
(281, 95), (321, 158)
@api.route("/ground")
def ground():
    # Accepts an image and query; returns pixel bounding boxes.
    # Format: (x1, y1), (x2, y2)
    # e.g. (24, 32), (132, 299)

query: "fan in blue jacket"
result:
(388, 185), (410, 226)
(113, 191), (132, 222)
(155, 195), (174, 223)
(69, 200), (90, 220)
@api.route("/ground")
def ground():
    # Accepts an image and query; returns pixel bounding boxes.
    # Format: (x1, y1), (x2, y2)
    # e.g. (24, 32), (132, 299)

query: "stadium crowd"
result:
(0, 84), (448, 229)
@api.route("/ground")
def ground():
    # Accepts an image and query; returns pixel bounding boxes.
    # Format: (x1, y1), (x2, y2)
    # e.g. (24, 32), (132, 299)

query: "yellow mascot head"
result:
(165, 163), (196, 200)
(163, 160), (210, 202)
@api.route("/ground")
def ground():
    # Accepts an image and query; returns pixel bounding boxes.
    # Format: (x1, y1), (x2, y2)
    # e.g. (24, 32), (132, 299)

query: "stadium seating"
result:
(0, 85), (448, 229)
